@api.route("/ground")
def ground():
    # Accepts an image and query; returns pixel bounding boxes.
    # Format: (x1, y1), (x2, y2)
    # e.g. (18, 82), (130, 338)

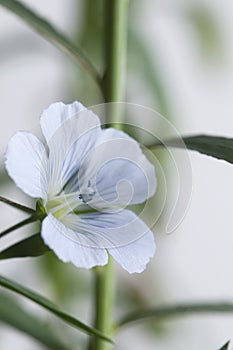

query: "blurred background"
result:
(0, 0), (233, 349)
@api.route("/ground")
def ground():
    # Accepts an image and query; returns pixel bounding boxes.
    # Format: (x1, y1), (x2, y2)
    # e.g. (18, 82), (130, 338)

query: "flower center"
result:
(45, 182), (96, 220)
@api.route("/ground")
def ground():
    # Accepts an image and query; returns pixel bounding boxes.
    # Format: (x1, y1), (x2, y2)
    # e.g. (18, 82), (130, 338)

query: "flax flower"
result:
(5, 102), (156, 273)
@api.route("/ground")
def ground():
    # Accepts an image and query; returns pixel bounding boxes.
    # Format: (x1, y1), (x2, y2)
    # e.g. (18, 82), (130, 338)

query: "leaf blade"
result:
(117, 302), (233, 328)
(0, 293), (68, 350)
(149, 135), (233, 164)
(0, 233), (50, 259)
(0, 0), (101, 88)
(0, 275), (113, 343)
(0, 216), (37, 239)
(0, 196), (35, 214)
(183, 135), (233, 163)
(218, 341), (230, 350)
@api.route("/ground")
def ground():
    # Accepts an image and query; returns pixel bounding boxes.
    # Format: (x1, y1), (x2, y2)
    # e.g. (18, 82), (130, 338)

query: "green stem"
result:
(90, 1), (129, 350)
(103, 0), (129, 125)
(91, 257), (115, 350)
(0, 196), (35, 214)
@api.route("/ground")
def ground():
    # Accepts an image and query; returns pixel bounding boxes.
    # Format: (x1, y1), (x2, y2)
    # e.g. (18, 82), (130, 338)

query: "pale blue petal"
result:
(77, 128), (156, 209)
(41, 214), (108, 269)
(61, 209), (153, 251)
(108, 231), (155, 274)
(5, 131), (48, 199)
(40, 102), (101, 196)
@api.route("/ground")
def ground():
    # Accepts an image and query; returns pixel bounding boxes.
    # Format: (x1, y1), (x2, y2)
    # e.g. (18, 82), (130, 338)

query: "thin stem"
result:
(0, 0), (102, 90)
(90, 258), (115, 350)
(0, 196), (35, 214)
(117, 301), (233, 328)
(103, 0), (129, 125)
(0, 216), (38, 239)
(90, 1), (129, 350)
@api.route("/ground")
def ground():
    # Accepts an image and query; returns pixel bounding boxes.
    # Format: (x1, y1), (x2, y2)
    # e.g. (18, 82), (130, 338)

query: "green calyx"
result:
(36, 199), (47, 221)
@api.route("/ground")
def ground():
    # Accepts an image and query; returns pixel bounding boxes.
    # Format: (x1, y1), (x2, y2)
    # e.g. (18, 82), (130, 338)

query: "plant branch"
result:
(90, 258), (115, 350)
(103, 0), (129, 126)
(89, 1), (129, 350)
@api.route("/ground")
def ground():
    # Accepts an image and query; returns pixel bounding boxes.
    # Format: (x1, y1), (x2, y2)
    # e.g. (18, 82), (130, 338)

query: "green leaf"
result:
(0, 0), (101, 88)
(149, 135), (233, 165)
(219, 341), (230, 350)
(0, 275), (113, 344)
(0, 196), (35, 214)
(117, 301), (233, 328)
(0, 293), (68, 350)
(0, 233), (50, 260)
(0, 216), (37, 238)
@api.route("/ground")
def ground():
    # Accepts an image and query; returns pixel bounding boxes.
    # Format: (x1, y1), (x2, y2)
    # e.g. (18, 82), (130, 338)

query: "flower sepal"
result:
(36, 199), (47, 221)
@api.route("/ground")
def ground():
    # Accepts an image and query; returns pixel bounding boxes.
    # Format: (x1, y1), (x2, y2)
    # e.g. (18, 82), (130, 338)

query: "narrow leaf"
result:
(0, 233), (50, 260)
(0, 293), (68, 350)
(0, 216), (37, 238)
(117, 301), (233, 328)
(0, 196), (35, 214)
(0, 275), (113, 343)
(149, 135), (233, 165)
(0, 0), (101, 88)
(219, 341), (230, 350)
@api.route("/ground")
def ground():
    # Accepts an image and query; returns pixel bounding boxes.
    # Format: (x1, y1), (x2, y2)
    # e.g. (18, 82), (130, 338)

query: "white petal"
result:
(108, 231), (155, 274)
(40, 102), (101, 196)
(40, 101), (85, 143)
(5, 131), (48, 198)
(78, 128), (156, 209)
(62, 209), (153, 251)
(41, 214), (108, 269)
